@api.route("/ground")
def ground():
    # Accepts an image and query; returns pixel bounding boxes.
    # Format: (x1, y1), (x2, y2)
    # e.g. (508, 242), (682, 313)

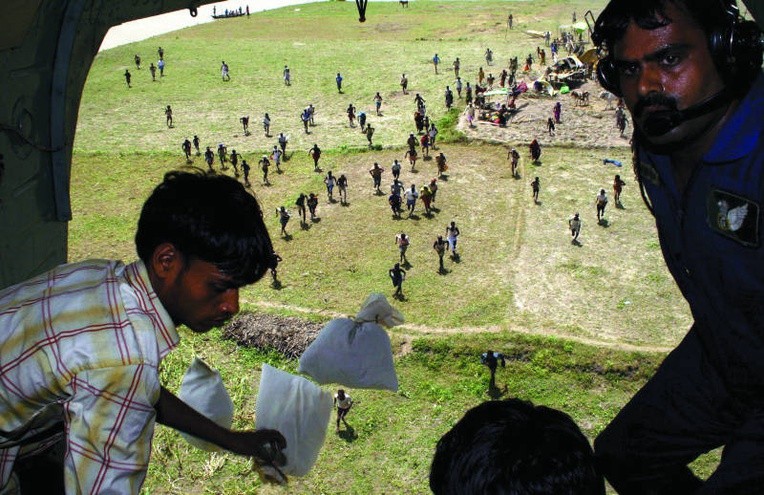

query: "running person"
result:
(531, 176), (540, 203)
(369, 163), (384, 192)
(446, 221), (460, 256)
(309, 143), (322, 171)
(295, 193), (307, 223)
(595, 188), (608, 221)
(433, 235), (448, 272)
(337, 174), (348, 204)
(389, 263), (406, 298)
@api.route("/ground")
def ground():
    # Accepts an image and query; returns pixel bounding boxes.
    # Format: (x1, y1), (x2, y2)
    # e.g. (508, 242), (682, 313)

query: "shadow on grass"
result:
(488, 384), (509, 400)
(338, 425), (357, 443)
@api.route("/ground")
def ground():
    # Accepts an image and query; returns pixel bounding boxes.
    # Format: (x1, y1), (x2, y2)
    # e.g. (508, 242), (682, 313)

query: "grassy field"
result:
(69, 1), (715, 493)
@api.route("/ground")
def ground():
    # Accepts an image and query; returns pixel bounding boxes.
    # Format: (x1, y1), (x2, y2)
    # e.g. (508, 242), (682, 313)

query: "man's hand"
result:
(224, 429), (286, 463)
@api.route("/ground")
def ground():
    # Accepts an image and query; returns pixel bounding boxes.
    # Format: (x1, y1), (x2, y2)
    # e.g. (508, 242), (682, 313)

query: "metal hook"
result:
(189, 7), (198, 17)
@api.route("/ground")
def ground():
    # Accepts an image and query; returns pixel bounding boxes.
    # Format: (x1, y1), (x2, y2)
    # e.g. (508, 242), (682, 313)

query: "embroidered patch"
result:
(707, 189), (760, 247)
(638, 159), (660, 186)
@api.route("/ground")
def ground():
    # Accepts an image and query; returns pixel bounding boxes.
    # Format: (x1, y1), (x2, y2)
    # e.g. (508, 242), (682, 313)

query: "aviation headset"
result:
(594, 0), (763, 96)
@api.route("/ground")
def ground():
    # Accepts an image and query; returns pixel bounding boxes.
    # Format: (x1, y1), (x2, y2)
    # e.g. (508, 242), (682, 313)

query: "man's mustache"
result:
(633, 93), (679, 118)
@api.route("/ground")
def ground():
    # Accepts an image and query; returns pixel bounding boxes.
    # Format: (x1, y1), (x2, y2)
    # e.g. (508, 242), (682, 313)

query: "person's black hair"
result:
(135, 168), (274, 286)
(430, 398), (605, 495)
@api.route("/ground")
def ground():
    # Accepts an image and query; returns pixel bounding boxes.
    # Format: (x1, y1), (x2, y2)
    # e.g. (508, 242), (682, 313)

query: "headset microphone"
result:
(641, 87), (733, 137)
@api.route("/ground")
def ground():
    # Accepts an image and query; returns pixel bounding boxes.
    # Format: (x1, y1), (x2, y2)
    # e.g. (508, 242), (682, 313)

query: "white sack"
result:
(178, 357), (234, 452)
(255, 364), (333, 477)
(298, 293), (401, 391)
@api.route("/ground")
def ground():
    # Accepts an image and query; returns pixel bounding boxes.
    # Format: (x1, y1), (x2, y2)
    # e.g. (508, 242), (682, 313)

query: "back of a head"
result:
(135, 169), (273, 286)
(430, 399), (604, 495)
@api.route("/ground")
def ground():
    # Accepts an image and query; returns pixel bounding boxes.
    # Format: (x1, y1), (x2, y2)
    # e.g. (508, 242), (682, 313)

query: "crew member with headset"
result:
(591, 0), (764, 492)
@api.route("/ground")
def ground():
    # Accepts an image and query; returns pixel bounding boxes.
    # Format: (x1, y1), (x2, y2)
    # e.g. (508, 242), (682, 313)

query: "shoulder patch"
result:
(706, 189), (760, 248)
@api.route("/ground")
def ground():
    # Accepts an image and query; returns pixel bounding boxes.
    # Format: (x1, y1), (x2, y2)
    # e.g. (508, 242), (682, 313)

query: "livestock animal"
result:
(599, 90), (619, 110)
(571, 90), (590, 106)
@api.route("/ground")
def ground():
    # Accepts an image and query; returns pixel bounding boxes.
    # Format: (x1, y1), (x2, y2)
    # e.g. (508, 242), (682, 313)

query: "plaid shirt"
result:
(0, 260), (178, 494)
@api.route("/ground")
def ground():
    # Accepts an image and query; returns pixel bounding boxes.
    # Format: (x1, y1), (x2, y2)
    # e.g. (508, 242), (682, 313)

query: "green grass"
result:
(66, 1), (719, 493)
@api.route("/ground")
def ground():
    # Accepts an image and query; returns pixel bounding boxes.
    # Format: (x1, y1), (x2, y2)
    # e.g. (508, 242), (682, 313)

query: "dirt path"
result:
(241, 298), (673, 354)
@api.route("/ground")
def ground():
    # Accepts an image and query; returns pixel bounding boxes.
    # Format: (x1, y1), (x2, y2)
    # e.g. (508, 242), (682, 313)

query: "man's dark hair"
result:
(135, 168), (273, 286)
(430, 398), (604, 495)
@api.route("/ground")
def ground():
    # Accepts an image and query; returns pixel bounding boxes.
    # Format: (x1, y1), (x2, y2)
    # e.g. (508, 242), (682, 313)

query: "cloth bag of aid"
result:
(298, 293), (402, 391)
(177, 357), (234, 451)
(255, 364), (333, 477)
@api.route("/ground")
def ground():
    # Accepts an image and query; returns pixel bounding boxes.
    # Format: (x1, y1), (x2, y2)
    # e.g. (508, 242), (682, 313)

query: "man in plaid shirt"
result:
(0, 170), (285, 493)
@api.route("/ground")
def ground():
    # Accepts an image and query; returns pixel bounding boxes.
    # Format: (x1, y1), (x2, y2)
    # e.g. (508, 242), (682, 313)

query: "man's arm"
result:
(155, 386), (285, 457)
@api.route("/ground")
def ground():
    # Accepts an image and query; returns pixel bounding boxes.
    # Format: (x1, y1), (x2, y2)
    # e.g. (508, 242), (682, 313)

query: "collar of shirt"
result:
(124, 260), (179, 359)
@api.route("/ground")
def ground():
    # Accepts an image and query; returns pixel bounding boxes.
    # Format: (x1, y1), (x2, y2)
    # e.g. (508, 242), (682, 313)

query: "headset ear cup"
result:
(730, 20), (764, 80)
(597, 57), (622, 96)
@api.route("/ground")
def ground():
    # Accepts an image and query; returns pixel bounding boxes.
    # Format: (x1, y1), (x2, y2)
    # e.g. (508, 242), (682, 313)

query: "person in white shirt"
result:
(334, 389), (353, 433)
(405, 184), (419, 215)
(446, 221), (460, 256)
